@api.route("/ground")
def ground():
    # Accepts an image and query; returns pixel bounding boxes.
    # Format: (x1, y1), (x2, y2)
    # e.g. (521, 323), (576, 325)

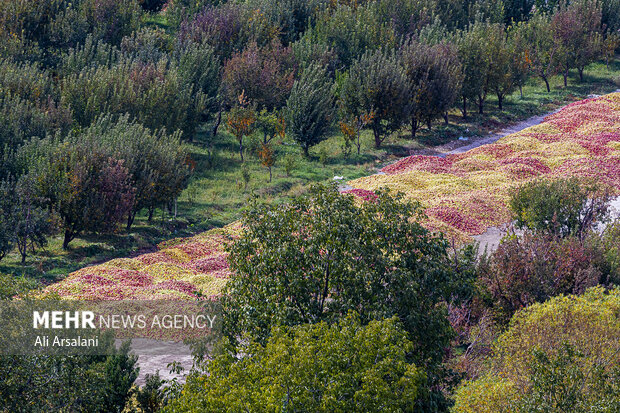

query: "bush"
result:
(166, 315), (424, 412)
(477, 231), (610, 324)
(452, 287), (620, 412)
(508, 177), (613, 239)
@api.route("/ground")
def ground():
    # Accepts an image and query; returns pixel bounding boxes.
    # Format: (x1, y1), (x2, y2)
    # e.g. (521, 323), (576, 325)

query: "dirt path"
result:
(416, 110), (560, 158)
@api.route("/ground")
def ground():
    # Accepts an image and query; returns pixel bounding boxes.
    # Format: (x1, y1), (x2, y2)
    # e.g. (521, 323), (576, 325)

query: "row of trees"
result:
(0, 115), (191, 259)
(2, 0), (617, 167)
(219, 0), (615, 158)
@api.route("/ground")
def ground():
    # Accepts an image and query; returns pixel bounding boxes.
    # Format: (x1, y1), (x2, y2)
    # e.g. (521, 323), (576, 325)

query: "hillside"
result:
(43, 92), (620, 299)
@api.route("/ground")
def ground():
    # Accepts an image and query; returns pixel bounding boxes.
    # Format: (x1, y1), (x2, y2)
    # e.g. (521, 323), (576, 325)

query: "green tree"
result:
(24, 138), (135, 249)
(302, 4), (396, 69)
(175, 41), (221, 123)
(167, 315), (424, 412)
(340, 49), (409, 148)
(513, 12), (558, 92)
(486, 23), (516, 110)
(452, 287), (620, 413)
(75, 115), (192, 229)
(285, 64), (335, 157)
(0, 341), (139, 412)
(223, 184), (471, 372)
(552, 0), (602, 86)
(508, 177), (613, 239)
(401, 40), (462, 136)
(502, 0), (535, 24)
(2, 177), (57, 264)
(221, 40), (296, 112)
(455, 21), (493, 116)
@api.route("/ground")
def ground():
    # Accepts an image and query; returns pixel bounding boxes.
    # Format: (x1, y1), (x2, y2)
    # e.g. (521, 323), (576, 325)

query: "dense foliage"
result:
(452, 287), (620, 412)
(1, 0), (619, 411)
(166, 315), (424, 412)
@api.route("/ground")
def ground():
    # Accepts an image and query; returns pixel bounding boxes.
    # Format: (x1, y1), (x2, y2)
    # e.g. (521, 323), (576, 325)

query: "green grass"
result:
(2, 57), (620, 284)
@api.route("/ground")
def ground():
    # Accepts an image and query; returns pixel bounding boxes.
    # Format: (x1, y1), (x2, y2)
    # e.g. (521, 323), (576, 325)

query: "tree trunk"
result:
(148, 207), (155, 222)
(578, 67), (584, 82)
(563, 68), (568, 87)
(542, 76), (550, 92)
(373, 128), (382, 149)
(519, 84), (523, 99)
(427, 119), (432, 130)
(462, 96), (467, 118)
(126, 212), (136, 231)
(497, 93), (503, 111)
(62, 230), (73, 250)
(212, 109), (222, 138)
(411, 117), (418, 139)
(239, 139), (244, 162)
(443, 113), (449, 125)
(268, 167), (272, 183)
(477, 95), (484, 115)
(303, 146), (309, 158)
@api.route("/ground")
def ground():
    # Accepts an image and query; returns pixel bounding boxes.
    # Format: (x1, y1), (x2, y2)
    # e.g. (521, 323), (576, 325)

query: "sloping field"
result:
(43, 93), (620, 299)
(43, 223), (239, 300)
(348, 92), (620, 243)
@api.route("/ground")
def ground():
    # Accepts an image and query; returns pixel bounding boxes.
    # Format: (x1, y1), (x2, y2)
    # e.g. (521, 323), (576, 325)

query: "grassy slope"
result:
(2, 58), (619, 285)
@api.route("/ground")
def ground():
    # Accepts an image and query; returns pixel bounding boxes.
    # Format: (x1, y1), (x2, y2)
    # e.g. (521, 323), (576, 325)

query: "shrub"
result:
(453, 287), (620, 412)
(508, 177), (613, 239)
(477, 232), (610, 324)
(286, 64), (335, 157)
(165, 315), (424, 412)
